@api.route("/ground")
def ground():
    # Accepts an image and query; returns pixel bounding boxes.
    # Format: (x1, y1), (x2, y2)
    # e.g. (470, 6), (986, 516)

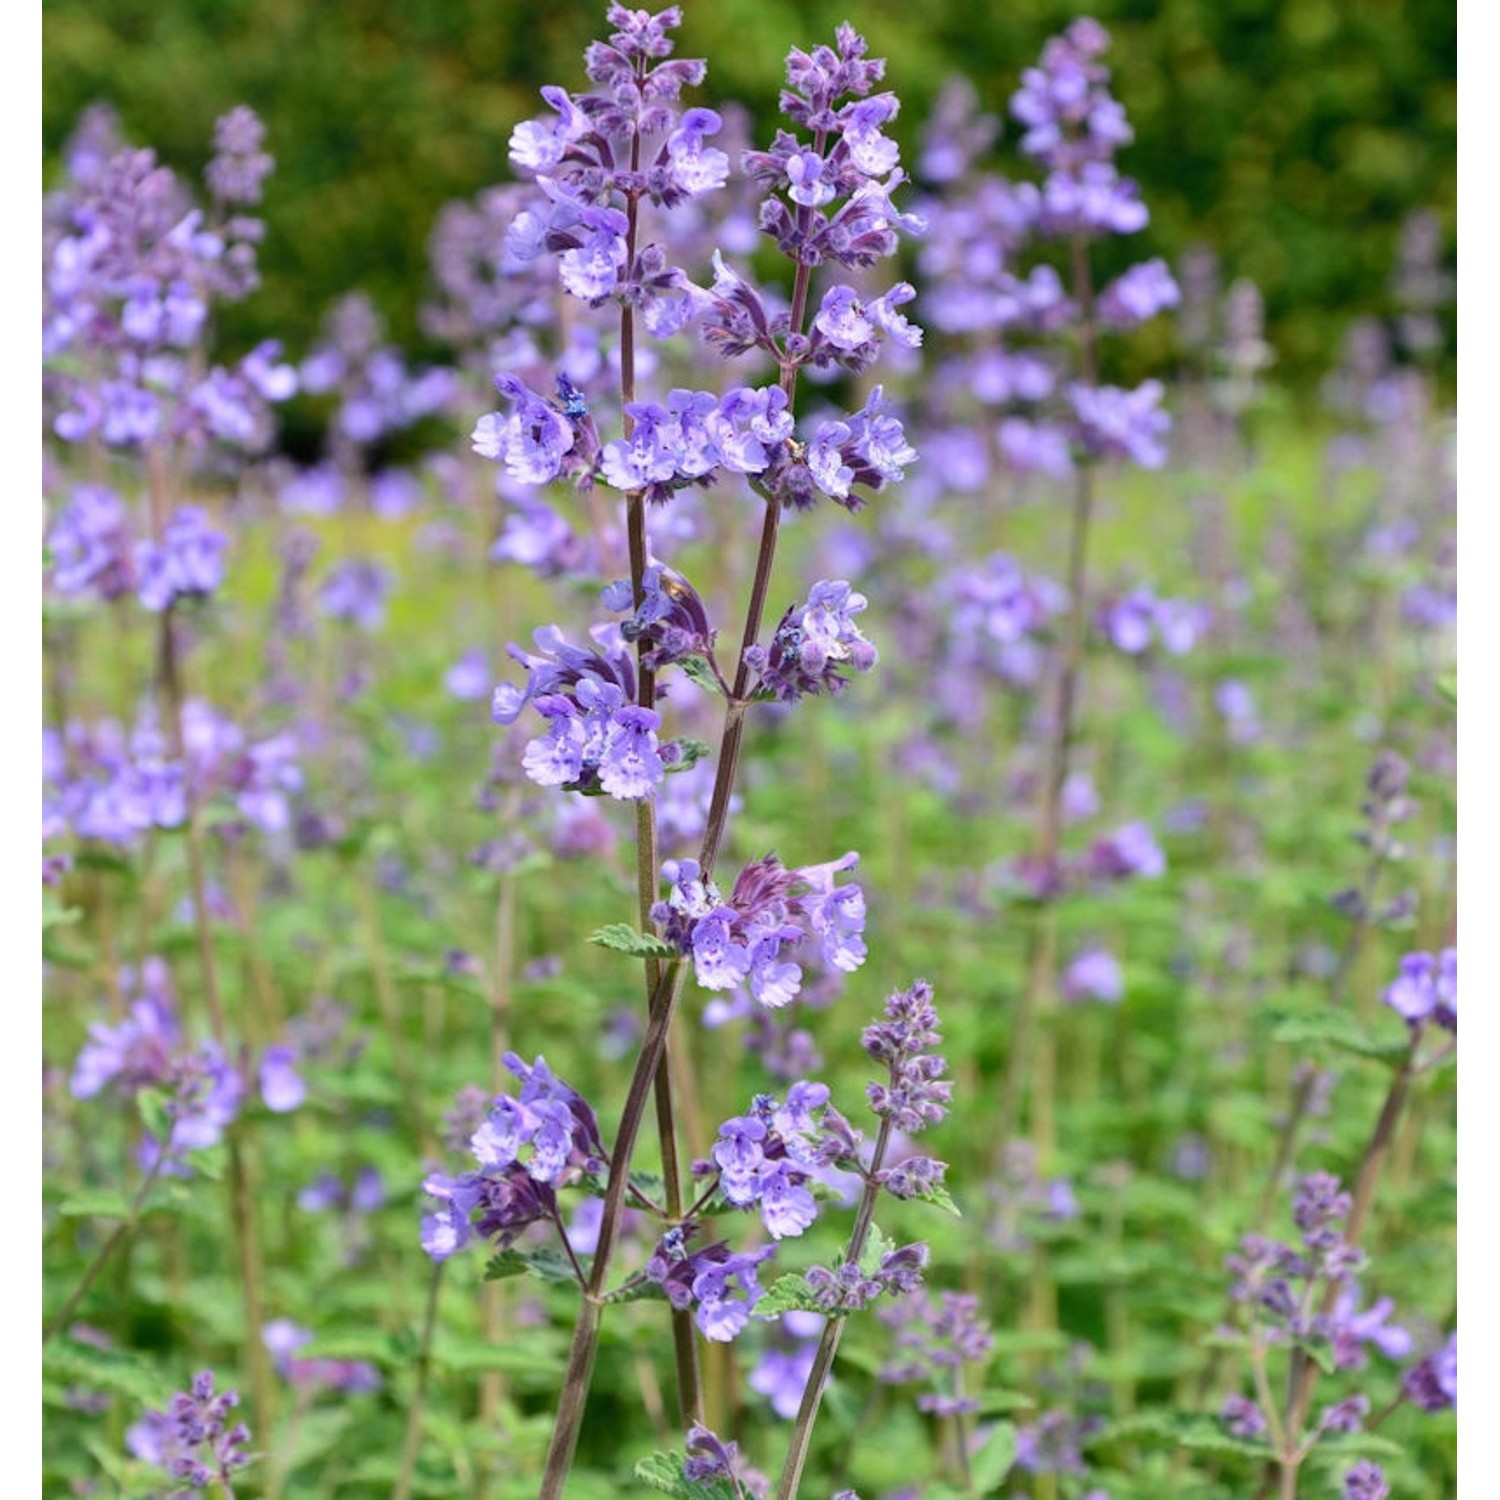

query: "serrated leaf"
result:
(1293, 1335), (1338, 1376)
(136, 1088), (171, 1141)
(58, 1190), (132, 1220)
(755, 1273), (827, 1318)
(665, 737), (712, 770)
(633, 1451), (739, 1500)
(856, 1222), (893, 1277)
(1313, 1431), (1408, 1461)
(603, 1278), (668, 1307)
(1266, 1010), (1407, 1064)
(1096, 1411), (1273, 1460)
(677, 656), (724, 696)
(911, 1181), (963, 1217)
(483, 1246), (584, 1285)
(969, 1421), (1017, 1493)
(588, 924), (678, 960)
(43, 1339), (163, 1405)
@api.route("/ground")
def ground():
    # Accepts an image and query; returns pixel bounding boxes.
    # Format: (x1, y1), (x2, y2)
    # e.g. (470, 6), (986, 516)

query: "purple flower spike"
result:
(135, 507), (228, 612)
(1383, 949), (1456, 1034)
(127, 1371), (252, 1492)
(1401, 1332), (1457, 1411)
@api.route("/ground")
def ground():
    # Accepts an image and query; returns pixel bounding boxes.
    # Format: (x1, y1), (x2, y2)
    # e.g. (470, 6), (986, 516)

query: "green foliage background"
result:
(43, 0), (1454, 380)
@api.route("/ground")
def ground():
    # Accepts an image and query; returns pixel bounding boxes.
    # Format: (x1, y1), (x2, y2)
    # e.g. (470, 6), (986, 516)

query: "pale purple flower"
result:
(1062, 947), (1123, 1004)
(259, 1046), (306, 1113)
(127, 1371), (251, 1491)
(135, 507), (228, 612)
(1383, 949), (1456, 1033)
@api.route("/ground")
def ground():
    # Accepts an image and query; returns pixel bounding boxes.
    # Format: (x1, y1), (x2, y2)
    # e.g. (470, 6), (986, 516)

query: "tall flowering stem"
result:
(509, 17), (921, 1494)
(775, 979), (951, 1498)
(144, 457), (275, 1444)
(991, 22), (1161, 1162)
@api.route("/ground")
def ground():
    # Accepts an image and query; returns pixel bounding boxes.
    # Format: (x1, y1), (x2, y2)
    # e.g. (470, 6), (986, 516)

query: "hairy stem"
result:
(539, 247), (816, 1498)
(774, 1117), (895, 1500)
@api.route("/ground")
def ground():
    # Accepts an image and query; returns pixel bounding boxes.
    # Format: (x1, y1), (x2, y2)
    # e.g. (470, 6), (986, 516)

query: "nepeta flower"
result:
(747, 579), (877, 701)
(1401, 1332), (1457, 1411)
(127, 1371), (251, 1492)
(135, 507), (228, 612)
(1086, 822), (1166, 882)
(493, 623), (687, 801)
(654, 852), (867, 1005)
(47, 485), (136, 601)
(647, 1228), (775, 1341)
(603, 564), (716, 672)
(1069, 380), (1170, 467)
(262, 1319), (381, 1394)
(472, 374), (578, 485)
(1061, 947), (1123, 1004)
(879, 1291), (993, 1415)
(1382, 949), (1457, 1033)
(318, 559), (393, 632)
(1344, 1462), (1390, 1500)
(708, 1084), (836, 1239)
(862, 980), (952, 1132)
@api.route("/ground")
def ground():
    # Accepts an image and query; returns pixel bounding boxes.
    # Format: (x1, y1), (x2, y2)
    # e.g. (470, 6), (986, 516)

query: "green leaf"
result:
(1266, 1009), (1408, 1064)
(1435, 674), (1456, 708)
(857, 1222), (893, 1277)
(1293, 1335), (1338, 1376)
(969, 1421), (1017, 1493)
(429, 1336), (564, 1377)
(587, 923), (678, 960)
(665, 737), (712, 771)
(136, 1088), (171, 1141)
(602, 1277), (668, 1307)
(755, 1273), (827, 1318)
(42, 898), (82, 932)
(1094, 1411), (1274, 1460)
(677, 656), (723, 696)
(483, 1246), (584, 1285)
(43, 1338), (164, 1405)
(910, 1181), (963, 1217)
(57, 1190), (132, 1220)
(1313, 1431), (1408, 1461)
(633, 1451), (739, 1500)
(974, 1388), (1036, 1416)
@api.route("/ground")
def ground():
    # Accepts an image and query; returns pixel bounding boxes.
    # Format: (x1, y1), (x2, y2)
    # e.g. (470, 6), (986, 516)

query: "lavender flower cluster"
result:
(652, 851), (867, 1006)
(44, 106), (297, 454)
(419, 1053), (607, 1262)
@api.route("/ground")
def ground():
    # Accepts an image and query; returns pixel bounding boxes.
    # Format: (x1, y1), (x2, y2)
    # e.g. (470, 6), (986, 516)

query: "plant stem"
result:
(616, 110), (702, 1426)
(537, 216), (818, 1500)
(994, 232), (1099, 1172)
(43, 1152), (167, 1344)
(394, 1263), (446, 1500)
(774, 1117), (895, 1500)
(1280, 1038), (1420, 1442)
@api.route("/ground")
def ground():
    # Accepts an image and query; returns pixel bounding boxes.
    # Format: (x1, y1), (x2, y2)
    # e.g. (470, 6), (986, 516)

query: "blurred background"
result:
(43, 0), (1455, 400)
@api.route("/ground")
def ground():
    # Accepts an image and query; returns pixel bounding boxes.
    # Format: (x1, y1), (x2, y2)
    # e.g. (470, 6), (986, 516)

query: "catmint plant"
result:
(430, 8), (931, 1494)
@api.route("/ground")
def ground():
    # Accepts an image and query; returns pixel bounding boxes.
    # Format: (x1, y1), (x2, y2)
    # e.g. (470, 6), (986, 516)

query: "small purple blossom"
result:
(747, 580), (878, 702)
(1382, 949), (1456, 1033)
(126, 1371), (251, 1491)
(135, 507), (228, 612)
(1401, 1332), (1457, 1411)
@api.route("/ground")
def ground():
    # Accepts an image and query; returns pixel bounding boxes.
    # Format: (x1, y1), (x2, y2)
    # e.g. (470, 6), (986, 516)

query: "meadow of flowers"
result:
(41, 9), (1456, 1498)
